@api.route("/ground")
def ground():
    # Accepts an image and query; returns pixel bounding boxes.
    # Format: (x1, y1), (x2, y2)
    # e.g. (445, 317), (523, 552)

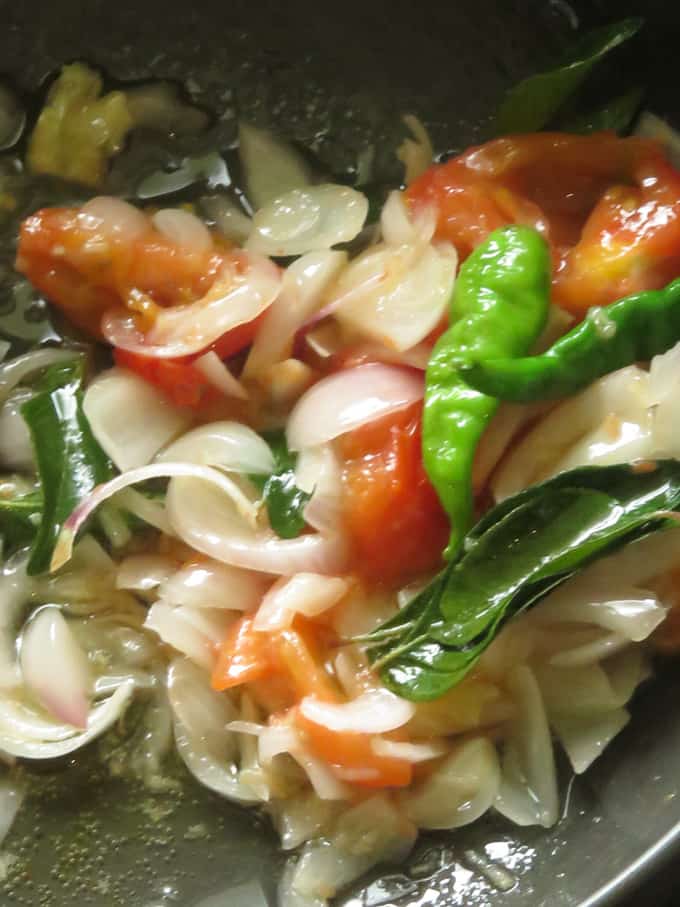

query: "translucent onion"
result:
(0, 553), (30, 689)
(79, 197), (149, 241)
(299, 688), (415, 734)
(20, 608), (92, 728)
(287, 363), (423, 451)
(551, 708), (630, 775)
(152, 208), (213, 253)
(0, 681), (134, 760)
(371, 738), (447, 763)
(380, 190), (436, 247)
(116, 554), (178, 591)
(201, 194), (252, 244)
(102, 253), (281, 359)
(295, 445), (343, 534)
(495, 666), (559, 828)
(258, 723), (351, 801)
(157, 421), (275, 475)
(244, 250), (347, 379)
(0, 348), (78, 407)
(159, 560), (269, 612)
(396, 114), (434, 185)
(246, 185), (368, 257)
(51, 462), (259, 572)
(193, 352), (248, 400)
(144, 602), (234, 670)
(83, 367), (191, 471)
(649, 340), (680, 456)
(238, 122), (313, 211)
(401, 737), (500, 829)
(253, 574), (349, 632)
(126, 82), (209, 134)
(167, 476), (347, 576)
(0, 389), (34, 472)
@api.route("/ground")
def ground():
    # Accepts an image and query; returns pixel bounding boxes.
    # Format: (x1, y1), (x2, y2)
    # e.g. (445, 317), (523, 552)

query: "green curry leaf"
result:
(367, 461), (680, 702)
(497, 17), (644, 134)
(251, 431), (311, 540)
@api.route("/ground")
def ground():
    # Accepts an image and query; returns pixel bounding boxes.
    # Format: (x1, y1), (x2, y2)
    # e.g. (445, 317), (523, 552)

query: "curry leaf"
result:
(556, 86), (644, 135)
(367, 461), (680, 702)
(251, 431), (311, 540)
(497, 17), (643, 134)
(21, 356), (114, 574)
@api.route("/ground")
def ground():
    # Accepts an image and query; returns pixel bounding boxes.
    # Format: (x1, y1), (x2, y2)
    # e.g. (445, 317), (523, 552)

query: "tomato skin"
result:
(338, 402), (449, 586)
(113, 348), (220, 409)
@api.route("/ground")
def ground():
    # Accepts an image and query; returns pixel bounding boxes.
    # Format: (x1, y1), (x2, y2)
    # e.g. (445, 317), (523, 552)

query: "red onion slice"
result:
(287, 363), (423, 451)
(51, 462), (259, 573)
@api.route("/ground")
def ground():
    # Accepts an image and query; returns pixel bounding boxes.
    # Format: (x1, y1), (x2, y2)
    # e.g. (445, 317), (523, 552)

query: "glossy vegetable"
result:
(366, 460), (680, 701)
(462, 276), (680, 401)
(423, 225), (550, 554)
(250, 432), (311, 540)
(0, 479), (42, 555)
(497, 18), (643, 134)
(21, 357), (114, 574)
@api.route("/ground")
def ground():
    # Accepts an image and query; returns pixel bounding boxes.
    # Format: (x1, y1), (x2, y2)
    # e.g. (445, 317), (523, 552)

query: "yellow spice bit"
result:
(27, 62), (132, 187)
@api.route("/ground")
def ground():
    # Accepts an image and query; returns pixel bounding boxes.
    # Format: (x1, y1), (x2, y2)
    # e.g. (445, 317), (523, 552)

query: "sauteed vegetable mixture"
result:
(2, 17), (680, 905)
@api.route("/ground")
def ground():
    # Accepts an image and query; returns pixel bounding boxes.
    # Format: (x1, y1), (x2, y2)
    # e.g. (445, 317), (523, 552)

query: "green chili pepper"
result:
(460, 277), (680, 403)
(423, 225), (551, 556)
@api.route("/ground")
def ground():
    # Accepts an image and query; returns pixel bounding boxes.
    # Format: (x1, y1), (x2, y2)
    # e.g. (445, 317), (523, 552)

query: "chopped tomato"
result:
(338, 402), (449, 585)
(16, 205), (225, 337)
(114, 347), (221, 409)
(295, 711), (413, 789)
(212, 616), (277, 690)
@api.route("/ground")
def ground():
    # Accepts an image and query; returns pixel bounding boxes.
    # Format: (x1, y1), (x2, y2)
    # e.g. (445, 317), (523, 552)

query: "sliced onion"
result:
(167, 657), (260, 803)
(145, 602), (234, 670)
(0, 681), (134, 760)
(102, 253), (281, 359)
(51, 462), (259, 573)
(287, 363), (423, 451)
(380, 190), (436, 247)
(396, 114), (434, 185)
(495, 665), (558, 828)
(0, 389), (34, 472)
(0, 349), (78, 406)
(299, 688), (415, 734)
(226, 720), (265, 736)
(159, 560), (269, 612)
(258, 724), (350, 801)
(258, 723), (300, 765)
(152, 208), (213, 254)
(83, 367), (191, 471)
(332, 240), (456, 351)
(114, 487), (174, 535)
(201, 194), (252, 244)
(20, 608), (92, 729)
(244, 251), (347, 379)
(402, 737), (500, 829)
(167, 476), (347, 576)
(0, 553), (31, 689)
(246, 185), (368, 257)
(116, 554), (178, 591)
(253, 574), (348, 632)
(79, 197), (149, 240)
(0, 773), (25, 848)
(295, 445), (343, 534)
(157, 421), (274, 475)
(193, 352), (248, 400)
(238, 123), (313, 211)
(551, 708), (630, 775)
(126, 82), (209, 134)
(371, 737), (447, 763)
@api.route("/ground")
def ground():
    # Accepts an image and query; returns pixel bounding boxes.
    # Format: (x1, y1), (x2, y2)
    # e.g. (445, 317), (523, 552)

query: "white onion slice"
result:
(152, 208), (213, 253)
(371, 738), (447, 763)
(299, 688), (415, 734)
(402, 737), (500, 829)
(551, 708), (630, 775)
(157, 421), (274, 475)
(244, 250), (347, 379)
(247, 185), (368, 257)
(0, 349), (77, 406)
(0, 553), (31, 689)
(258, 723), (300, 766)
(201, 194), (252, 244)
(287, 363), (423, 451)
(114, 487), (174, 535)
(253, 574), (348, 632)
(0, 389), (34, 471)
(258, 724), (350, 801)
(0, 682), (134, 760)
(20, 608), (92, 728)
(102, 253), (281, 359)
(226, 720), (265, 736)
(380, 190), (436, 247)
(145, 603), (233, 670)
(194, 352), (248, 400)
(238, 123), (313, 211)
(397, 114), (434, 185)
(332, 240), (456, 351)
(51, 462), (259, 572)
(295, 445), (343, 535)
(167, 476), (347, 576)
(83, 368), (191, 471)
(79, 196), (148, 240)
(116, 554), (178, 591)
(159, 560), (269, 612)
